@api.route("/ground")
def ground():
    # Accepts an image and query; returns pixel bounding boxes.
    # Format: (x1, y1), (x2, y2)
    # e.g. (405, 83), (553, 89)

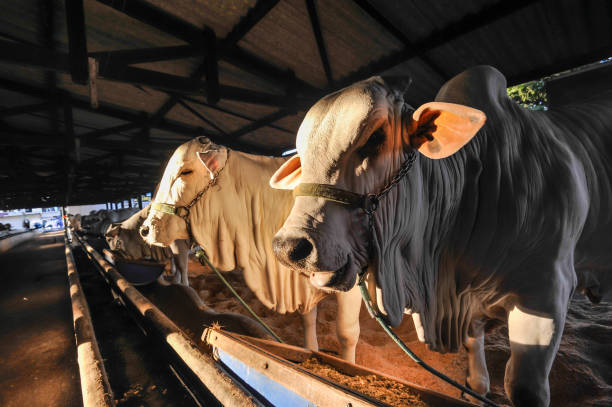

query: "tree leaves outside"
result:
(507, 80), (548, 110)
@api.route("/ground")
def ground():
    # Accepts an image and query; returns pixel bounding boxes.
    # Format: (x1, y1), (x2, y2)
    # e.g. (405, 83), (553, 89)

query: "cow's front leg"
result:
(170, 240), (190, 286)
(504, 298), (568, 406)
(464, 321), (490, 400)
(335, 284), (361, 362)
(301, 305), (319, 351)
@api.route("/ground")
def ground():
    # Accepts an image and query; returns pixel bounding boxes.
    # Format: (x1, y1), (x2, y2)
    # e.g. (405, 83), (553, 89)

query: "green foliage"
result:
(507, 80), (548, 110)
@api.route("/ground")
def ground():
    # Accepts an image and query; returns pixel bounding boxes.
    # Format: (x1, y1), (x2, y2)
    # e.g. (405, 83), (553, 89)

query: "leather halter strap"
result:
(293, 183), (379, 212)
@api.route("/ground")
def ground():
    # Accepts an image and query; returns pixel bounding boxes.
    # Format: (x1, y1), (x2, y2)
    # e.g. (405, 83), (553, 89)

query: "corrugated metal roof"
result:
(0, 0), (611, 207)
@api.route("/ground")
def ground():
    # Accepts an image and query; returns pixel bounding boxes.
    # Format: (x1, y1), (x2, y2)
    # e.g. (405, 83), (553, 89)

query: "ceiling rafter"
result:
(225, 0), (543, 138)
(89, 45), (198, 66)
(337, 0), (539, 89)
(94, 0), (315, 92)
(176, 99), (228, 137)
(148, 0), (282, 137)
(0, 77), (284, 155)
(179, 95), (294, 134)
(351, 0), (448, 80)
(306, 0), (333, 86)
(0, 102), (51, 118)
(65, 0), (88, 85)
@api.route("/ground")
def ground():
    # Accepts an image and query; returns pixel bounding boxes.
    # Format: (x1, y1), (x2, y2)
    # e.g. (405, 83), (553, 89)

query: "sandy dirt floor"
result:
(0, 231), (81, 407)
(187, 257), (612, 407)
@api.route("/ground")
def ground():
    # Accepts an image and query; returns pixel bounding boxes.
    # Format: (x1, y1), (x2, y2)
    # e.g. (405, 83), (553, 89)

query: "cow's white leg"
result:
(157, 259), (173, 286)
(301, 305), (319, 351)
(170, 240), (190, 286)
(335, 284), (361, 363)
(504, 298), (568, 407)
(464, 322), (490, 401)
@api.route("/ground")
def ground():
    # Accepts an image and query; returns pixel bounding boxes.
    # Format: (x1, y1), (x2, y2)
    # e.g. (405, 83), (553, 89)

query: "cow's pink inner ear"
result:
(197, 149), (228, 179)
(411, 102), (486, 159)
(270, 154), (302, 190)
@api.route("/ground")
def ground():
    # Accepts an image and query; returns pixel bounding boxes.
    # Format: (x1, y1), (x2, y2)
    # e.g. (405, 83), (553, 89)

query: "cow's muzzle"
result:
(272, 235), (314, 269)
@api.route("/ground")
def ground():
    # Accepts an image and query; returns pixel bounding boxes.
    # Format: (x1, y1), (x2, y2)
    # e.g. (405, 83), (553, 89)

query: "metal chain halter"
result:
(152, 150), (229, 242)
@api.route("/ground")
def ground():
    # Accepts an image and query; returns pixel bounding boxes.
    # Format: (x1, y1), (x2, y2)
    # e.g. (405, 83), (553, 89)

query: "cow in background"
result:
(270, 66), (612, 406)
(105, 207), (190, 286)
(140, 137), (362, 362)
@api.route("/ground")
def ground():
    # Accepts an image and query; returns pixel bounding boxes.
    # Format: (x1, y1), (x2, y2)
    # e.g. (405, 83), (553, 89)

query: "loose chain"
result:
(179, 150), (229, 242)
(362, 151), (417, 270)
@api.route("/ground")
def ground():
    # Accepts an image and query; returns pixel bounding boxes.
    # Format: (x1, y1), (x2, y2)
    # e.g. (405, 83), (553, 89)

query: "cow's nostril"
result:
(289, 238), (313, 262)
(140, 226), (149, 237)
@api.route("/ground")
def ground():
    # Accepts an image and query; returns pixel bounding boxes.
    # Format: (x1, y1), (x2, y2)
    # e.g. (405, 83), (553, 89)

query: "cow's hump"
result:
(435, 65), (508, 114)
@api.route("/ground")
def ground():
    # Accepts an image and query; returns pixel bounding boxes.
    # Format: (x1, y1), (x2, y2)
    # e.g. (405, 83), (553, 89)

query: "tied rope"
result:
(194, 249), (284, 343)
(358, 280), (498, 406)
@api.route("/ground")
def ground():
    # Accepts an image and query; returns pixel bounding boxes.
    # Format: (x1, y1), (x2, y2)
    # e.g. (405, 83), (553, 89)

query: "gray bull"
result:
(270, 65), (612, 406)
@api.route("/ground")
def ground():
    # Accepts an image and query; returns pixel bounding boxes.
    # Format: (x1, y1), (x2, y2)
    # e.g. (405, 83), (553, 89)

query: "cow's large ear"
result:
(269, 154), (302, 190)
(197, 148), (228, 179)
(405, 102), (486, 159)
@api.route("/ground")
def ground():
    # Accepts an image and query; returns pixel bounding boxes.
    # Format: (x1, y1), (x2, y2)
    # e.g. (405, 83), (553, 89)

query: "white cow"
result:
(270, 66), (612, 406)
(140, 137), (362, 361)
(105, 207), (190, 286)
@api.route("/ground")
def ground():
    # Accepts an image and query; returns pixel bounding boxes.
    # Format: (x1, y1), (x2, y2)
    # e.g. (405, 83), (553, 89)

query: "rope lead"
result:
(194, 249), (284, 343)
(358, 279), (499, 407)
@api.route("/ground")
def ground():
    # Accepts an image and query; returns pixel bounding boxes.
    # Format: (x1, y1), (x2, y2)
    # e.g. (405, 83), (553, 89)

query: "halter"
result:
(151, 150), (229, 242)
(293, 150), (417, 265)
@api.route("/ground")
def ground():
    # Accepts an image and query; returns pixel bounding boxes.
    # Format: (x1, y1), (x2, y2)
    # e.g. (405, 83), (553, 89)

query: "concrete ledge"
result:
(74, 232), (263, 407)
(0, 230), (40, 254)
(65, 234), (115, 407)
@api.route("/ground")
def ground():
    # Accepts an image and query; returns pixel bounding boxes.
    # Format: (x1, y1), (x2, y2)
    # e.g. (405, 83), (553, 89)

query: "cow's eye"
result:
(180, 169), (193, 176)
(358, 128), (386, 159)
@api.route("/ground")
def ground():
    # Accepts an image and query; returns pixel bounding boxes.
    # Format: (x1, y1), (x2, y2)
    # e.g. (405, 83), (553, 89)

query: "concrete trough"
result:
(64, 233), (115, 407)
(72, 231), (264, 407)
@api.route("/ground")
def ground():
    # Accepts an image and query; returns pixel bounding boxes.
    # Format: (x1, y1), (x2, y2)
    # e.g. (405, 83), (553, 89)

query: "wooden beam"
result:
(79, 122), (144, 141)
(218, 0), (280, 53)
(180, 95), (295, 134)
(336, 0), (539, 88)
(95, 0), (203, 45)
(177, 99), (227, 136)
(149, 0), (280, 125)
(351, 0), (448, 80)
(65, 0), (89, 84)
(63, 95), (79, 163)
(0, 102), (50, 117)
(305, 0), (333, 85)
(0, 77), (284, 155)
(0, 40), (293, 107)
(204, 29), (219, 104)
(94, 0), (312, 95)
(89, 45), (198, 66)
(227, 108), (293, 140)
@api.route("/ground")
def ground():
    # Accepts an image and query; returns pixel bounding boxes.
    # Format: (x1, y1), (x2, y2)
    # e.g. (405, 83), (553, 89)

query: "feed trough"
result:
(103, 249), (164, 286)
(203, 328), (476, 407)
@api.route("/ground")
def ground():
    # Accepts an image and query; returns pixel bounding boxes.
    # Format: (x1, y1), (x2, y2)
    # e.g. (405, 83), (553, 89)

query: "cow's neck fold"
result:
(374, 146), (480, 352)
(191, 151), (291, 271)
